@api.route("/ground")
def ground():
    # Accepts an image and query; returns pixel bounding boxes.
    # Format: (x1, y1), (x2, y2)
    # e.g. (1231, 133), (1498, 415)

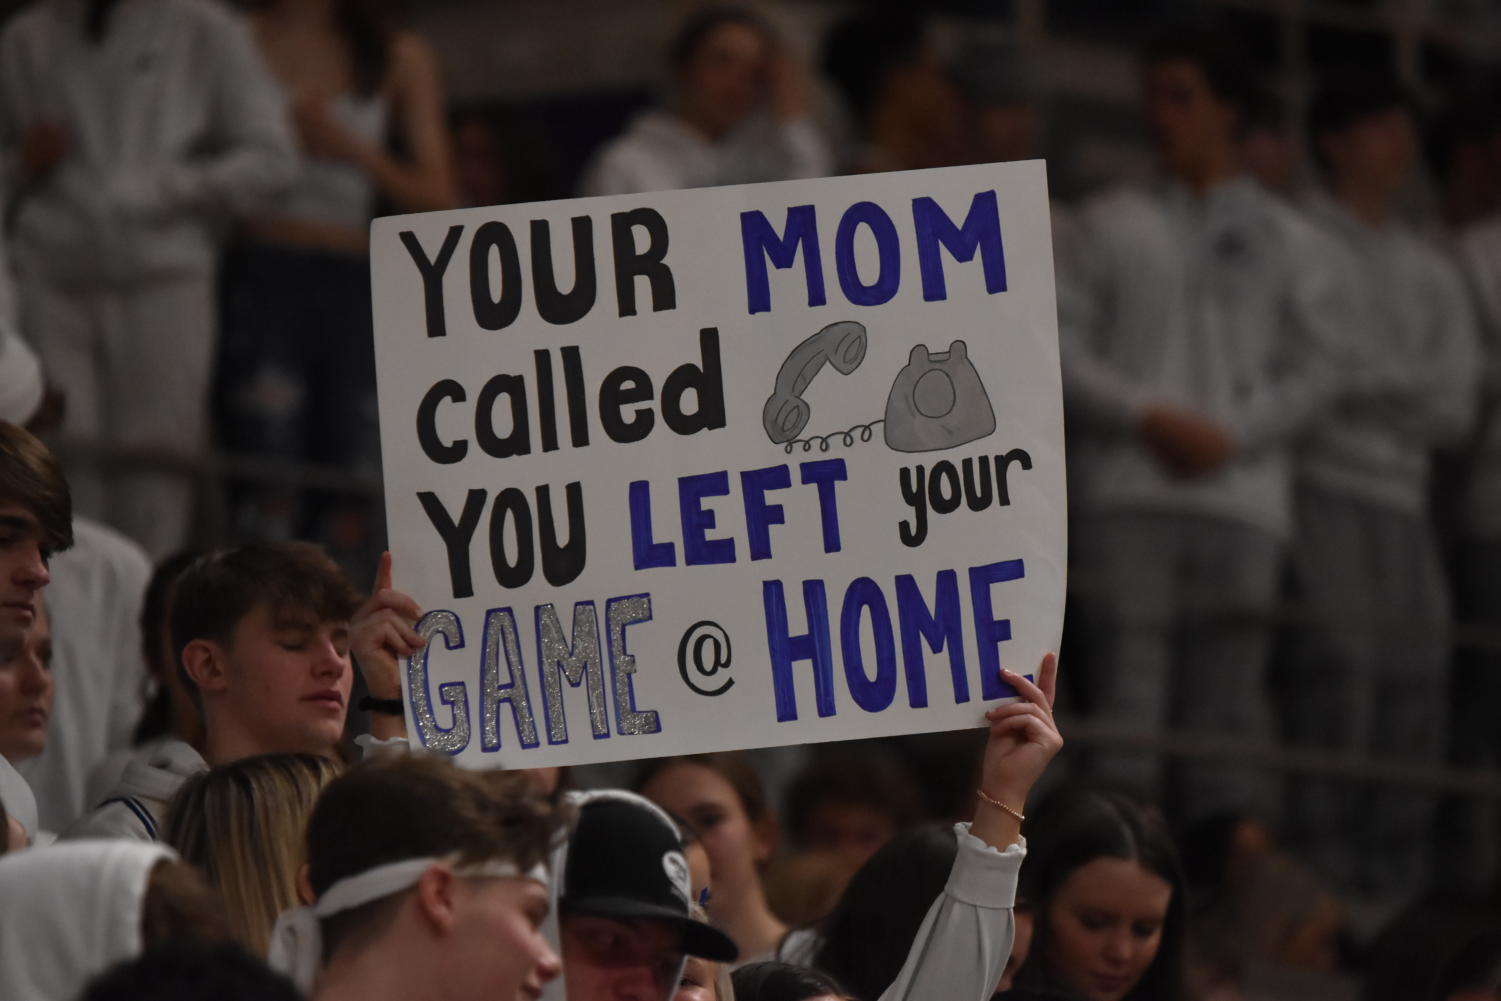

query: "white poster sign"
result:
(371, 161), (1066, 768)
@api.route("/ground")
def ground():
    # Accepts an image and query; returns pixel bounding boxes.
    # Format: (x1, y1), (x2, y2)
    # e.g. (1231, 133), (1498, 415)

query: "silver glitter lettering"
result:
(481, 608), (541, 751)
(537, 602), (608, 745)
(606, 595), (662, 736)
(408, 611), (470, 755)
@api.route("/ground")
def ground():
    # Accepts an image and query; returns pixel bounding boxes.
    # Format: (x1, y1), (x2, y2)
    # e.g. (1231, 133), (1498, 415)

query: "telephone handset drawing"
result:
(762, 320), (868, 444)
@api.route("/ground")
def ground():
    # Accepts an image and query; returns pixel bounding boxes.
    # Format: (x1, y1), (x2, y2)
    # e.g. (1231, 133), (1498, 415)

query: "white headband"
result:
(268, 855), (547, 993)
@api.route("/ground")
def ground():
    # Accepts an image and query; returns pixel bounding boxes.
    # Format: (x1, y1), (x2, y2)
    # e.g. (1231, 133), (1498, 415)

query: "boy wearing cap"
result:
(546, 791), (739, 1001)
(538, 659), (1062, 1001)
(271, 755), (564, 1001)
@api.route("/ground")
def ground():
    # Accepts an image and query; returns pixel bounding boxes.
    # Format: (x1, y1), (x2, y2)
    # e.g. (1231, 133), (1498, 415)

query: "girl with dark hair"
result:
(809, 824), (960, 1000)
(219, 0), (457, 555)
(733, 961), (848, 1001)
(1002, 790), (1189, 1001)
(637, 751), (787, 961)
(579, 4), (830, 196)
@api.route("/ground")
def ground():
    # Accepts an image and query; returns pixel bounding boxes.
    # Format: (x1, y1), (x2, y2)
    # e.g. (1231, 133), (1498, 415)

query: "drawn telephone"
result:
(762, 320), (868, 445)
(883, 340), (996, 453)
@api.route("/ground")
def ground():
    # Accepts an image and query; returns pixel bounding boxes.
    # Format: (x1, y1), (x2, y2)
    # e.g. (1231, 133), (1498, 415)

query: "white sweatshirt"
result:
(1297, 194), (1480, 513)
(1056, 177), (1349, 540)
(63, 732), (405, 842)
(60, 737), (204, 842)
(1457, 216), (1501, 540)
(578, 109), (831, 197)
(0, 0), (297, 286)
(19, 517), (151, 832)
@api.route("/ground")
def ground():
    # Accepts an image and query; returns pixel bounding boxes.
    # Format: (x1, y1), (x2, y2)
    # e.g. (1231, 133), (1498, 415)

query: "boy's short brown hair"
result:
(0, 422), (72, 554)
(171, 542), (362, 700)
(306, 756), (570, 960)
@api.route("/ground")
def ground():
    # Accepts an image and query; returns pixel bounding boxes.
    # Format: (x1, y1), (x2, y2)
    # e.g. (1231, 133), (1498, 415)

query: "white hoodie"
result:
(60, 737), (204, 842)
(1298, 193), (1480, 513)
(0, 0), (297, 286)
(1057, 176), (1349, 539)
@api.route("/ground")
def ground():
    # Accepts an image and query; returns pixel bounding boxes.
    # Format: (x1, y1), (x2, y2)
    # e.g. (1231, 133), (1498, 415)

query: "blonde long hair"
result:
(164, 752), (342, 955)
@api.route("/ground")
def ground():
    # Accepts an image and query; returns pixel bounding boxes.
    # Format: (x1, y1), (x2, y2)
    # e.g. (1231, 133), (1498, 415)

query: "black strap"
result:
(358, 695), (404, 716)
(99, 795), (158, 841)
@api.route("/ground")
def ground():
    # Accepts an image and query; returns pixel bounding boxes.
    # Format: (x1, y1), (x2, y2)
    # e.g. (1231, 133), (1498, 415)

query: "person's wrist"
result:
(981, 781), (1032, 813)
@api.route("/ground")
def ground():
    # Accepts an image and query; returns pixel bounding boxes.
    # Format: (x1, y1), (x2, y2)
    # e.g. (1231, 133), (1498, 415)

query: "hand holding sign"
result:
(352, 552), (424, 738)
(972, 652), (1063, 850)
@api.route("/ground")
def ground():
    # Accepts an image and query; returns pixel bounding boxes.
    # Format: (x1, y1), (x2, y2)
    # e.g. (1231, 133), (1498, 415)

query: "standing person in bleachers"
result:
(219, 0), (456, 575)
(0, 0), (298, 560)
(1057, 24), (1346, 821)
(579, 5), (830, 197)
(1289, 73), (1480, 896)
(819, 11), (967, 176)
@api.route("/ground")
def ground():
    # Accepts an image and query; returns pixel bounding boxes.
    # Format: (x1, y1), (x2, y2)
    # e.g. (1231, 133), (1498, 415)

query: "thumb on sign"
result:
(351, 552), (426, 741)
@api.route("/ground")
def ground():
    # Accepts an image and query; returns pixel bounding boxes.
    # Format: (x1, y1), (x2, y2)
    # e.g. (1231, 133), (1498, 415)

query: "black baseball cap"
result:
(560, 795), (739, 963)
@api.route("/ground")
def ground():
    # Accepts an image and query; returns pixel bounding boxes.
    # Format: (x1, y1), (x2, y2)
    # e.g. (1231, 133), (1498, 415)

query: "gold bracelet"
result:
(976, 788), (1025, 823)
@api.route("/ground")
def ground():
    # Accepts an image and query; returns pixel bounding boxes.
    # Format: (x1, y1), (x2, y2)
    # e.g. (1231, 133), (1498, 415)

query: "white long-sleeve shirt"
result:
(1296, 194), (1480, 513)
(1056, 177), (1349, 539)
(0, 0), (297, 286)
(1457, 216), (1501, 539)
(578, 109), (831, 197)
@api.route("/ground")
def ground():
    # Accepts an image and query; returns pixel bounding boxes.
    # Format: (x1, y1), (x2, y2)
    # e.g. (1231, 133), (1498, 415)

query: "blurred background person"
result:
(1057, 23), (1344, 822)
(638, 753), (788, 962)
(819, 11), (966, 174)
(0, 600), (49, 770)
(0, 0), (298, 559)
(948, 31), (1044, 168)
(800, 824), (963, 1000)
(163, 752), (343, 955)
(783, 748), (921, 872)
(1240, 89), (1299, 196)
(217, 0), (456, 579)
(1288, 72), (1479, 898)
(579, 4), (829, 196)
